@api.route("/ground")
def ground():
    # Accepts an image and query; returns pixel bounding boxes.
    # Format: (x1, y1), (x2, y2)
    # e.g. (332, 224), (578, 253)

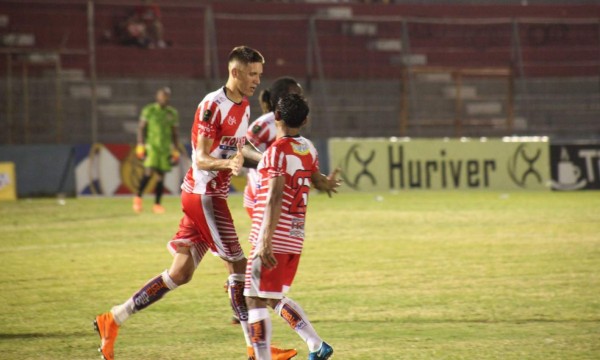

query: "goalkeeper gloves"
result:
(135, 144), (146, 160)
(170, 149), (180, 166)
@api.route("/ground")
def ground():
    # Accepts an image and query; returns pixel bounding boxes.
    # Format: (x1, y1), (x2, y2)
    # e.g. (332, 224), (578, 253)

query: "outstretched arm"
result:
(311, 168), (342, 198)
(241, 141), (262, 168)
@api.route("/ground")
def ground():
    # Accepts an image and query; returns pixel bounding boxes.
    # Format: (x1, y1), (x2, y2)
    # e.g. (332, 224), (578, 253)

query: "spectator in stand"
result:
(116, 0), (167, 49)
(134, 0), (167, 49)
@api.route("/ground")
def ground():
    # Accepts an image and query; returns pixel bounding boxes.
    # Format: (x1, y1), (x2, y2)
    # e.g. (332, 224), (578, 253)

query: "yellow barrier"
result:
(0, 162), (17, 200)
(329, 138), (551, 191)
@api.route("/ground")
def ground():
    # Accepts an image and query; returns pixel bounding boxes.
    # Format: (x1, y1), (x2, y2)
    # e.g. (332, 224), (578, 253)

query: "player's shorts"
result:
(143, 145), (171, 172)
(167, 191), (244, 267)
(244, 250), (301, 300)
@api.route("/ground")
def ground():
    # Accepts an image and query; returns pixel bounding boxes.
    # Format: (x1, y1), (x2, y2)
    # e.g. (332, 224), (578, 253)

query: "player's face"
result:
(235, 62), (263, 97)
(156, 90), (169, 106)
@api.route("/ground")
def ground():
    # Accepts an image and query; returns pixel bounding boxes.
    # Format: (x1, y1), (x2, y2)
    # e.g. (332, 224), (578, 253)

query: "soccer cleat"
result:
(308, 342), (333, 360)
(152, 204), (165, 214)
(247, 346), (298, 360)
(94, 312), (119, 360)
(133, 196), (143, 213)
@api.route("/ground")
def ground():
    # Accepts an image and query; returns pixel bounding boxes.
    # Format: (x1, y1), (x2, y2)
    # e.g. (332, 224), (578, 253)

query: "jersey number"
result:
(290, 170), (312, 215)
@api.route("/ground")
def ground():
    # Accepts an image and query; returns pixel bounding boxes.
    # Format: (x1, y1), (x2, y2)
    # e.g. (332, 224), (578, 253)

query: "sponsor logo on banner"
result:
(508, 143), (544, 188)
(550, 145), (600, 191)
(340, 144), (377, 190)
(331, 138), (551, 191)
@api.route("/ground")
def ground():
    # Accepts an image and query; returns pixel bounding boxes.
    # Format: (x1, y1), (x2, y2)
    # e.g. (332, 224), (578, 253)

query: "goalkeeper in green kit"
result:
(134, 87), (180, 214)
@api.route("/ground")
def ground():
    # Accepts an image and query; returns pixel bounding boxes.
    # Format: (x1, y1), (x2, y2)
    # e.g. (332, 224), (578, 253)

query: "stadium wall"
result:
(1, 139), (597, 198)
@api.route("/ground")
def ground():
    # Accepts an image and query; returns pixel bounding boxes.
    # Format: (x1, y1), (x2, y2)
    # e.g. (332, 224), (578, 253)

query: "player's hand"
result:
(228, 143), (244, 176)
(324, 168), (342, 197)
(135, 143), (146, 160)
(170, 148), (181, 165)
(255, 245), (278, 270)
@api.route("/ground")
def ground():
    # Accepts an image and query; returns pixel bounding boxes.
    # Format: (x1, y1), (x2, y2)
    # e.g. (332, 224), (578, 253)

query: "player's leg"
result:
(133, 162), (153, 213)
(247, 296), (272, 360)
(152, 170), (165, 214)
(245, 252), (299, 360)
(94, 241), (201, 360)
(269, 255), (333, 359)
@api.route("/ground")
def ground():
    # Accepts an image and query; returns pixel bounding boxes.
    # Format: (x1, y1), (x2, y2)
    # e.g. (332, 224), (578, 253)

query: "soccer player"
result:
(244, 94), (341, 360)
(244, 77), (303, 218)
(94, 46), (296, 360)
(133, 86), (180, 214)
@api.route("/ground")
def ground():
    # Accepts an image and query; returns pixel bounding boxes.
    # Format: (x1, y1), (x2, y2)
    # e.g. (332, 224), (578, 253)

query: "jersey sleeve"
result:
(246, 119), (271, 149)
(263, 145), (286, 179)
(196, 101), (220, 140)
(140, 104), (151, 122)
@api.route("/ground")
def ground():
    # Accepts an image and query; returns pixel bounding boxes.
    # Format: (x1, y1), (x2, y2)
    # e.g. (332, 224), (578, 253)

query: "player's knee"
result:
(228, 257), (247, 274)
(169, 267), (194, 285)
(267, 298), (280, 309)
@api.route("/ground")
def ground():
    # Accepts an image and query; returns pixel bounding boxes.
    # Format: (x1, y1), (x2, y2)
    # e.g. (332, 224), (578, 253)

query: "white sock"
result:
(228, 274), (252, 346)
(248, 308), (272, 360)
(111, 270), (178, 326)
(275, 297), (322, 352)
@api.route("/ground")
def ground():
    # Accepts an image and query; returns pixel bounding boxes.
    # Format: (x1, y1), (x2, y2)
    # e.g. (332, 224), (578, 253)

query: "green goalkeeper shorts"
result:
(143, 146), (172, 172)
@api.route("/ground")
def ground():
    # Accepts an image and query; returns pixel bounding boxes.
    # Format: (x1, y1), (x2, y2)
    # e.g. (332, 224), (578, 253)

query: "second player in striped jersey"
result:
(244, 77), (304, 217)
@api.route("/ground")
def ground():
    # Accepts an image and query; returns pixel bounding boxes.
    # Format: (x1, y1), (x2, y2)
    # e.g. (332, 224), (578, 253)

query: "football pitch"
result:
(1, 191), (599, 359)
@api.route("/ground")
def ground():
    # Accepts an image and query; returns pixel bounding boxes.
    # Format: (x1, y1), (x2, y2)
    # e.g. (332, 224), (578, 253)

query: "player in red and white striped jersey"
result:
(94, 46), (296, 360)
(244, 94), (341, 360)
(244, 77), (303, 218)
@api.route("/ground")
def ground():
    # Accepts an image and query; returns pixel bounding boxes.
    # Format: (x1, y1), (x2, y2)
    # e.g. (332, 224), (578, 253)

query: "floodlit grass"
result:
(0, 191), (599, 359)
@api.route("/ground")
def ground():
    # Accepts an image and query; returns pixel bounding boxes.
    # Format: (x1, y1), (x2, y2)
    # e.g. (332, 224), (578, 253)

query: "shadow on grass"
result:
(313, 318), (600, 324)
(0, 331), (90, 340)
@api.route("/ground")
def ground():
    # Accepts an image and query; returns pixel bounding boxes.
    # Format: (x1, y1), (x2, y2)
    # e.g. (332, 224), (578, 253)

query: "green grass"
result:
(1, 191), (599, 359)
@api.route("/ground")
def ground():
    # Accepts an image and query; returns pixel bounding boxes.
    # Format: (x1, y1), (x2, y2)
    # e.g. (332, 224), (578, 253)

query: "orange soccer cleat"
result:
(247, 346), (298, 360)
(94, 312), (120, 360)
(133, 196), (143, 213)
(152, 204), (166, 214)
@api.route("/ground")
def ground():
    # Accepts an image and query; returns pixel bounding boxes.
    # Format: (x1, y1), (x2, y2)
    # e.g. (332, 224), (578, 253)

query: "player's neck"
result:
(223, 82), (243, 104)
(277, 126), (301, 139)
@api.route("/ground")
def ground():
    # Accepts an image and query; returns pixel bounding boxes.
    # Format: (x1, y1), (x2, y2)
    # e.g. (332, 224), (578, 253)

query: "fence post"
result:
(87, 0), (98, 144)
(6, 53), (13, 144)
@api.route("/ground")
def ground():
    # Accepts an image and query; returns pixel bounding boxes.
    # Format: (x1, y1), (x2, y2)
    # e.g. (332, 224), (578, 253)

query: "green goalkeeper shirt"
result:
(141, 102), (179, 152)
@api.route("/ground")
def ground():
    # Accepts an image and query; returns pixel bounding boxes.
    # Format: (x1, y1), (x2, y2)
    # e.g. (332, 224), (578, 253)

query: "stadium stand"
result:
(0, 0), (598, 143)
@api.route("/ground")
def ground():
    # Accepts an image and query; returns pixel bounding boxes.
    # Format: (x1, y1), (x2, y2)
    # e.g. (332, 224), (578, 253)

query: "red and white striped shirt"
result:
(244, 112), (277, 209)
(249, 135), (319, 254)
(182, 87), (250, 198)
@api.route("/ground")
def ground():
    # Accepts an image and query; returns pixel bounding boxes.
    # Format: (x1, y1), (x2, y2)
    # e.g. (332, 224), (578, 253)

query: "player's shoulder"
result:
(254, 112), (275, 126)
(199, 87), (228, 107)
(142, 102), (157, 112)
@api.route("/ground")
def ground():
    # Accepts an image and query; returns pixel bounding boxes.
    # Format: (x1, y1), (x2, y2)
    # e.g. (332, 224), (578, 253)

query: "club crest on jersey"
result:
(227, 115), (237, 126)
(291, 142), (310, 156)
(202, 109), (212, 122)
(252, 124), (262, 134)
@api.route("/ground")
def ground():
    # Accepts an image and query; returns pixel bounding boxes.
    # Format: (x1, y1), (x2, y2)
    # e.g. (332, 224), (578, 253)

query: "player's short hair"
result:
(228, 46), (265, 66)
(259, 89), (273, 112)
(267, 77), (302, 112)
(158, 86), (171, 95)
(276, 94), (309, 129)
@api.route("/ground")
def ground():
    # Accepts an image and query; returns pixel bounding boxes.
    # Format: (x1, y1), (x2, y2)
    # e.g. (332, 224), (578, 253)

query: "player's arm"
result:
(311, 168), (342, 198)
(256, 175), (285, 269)
(195, 135), (243, 175)
(135, 115), (148, 159)
(241, 141), (262, 168)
